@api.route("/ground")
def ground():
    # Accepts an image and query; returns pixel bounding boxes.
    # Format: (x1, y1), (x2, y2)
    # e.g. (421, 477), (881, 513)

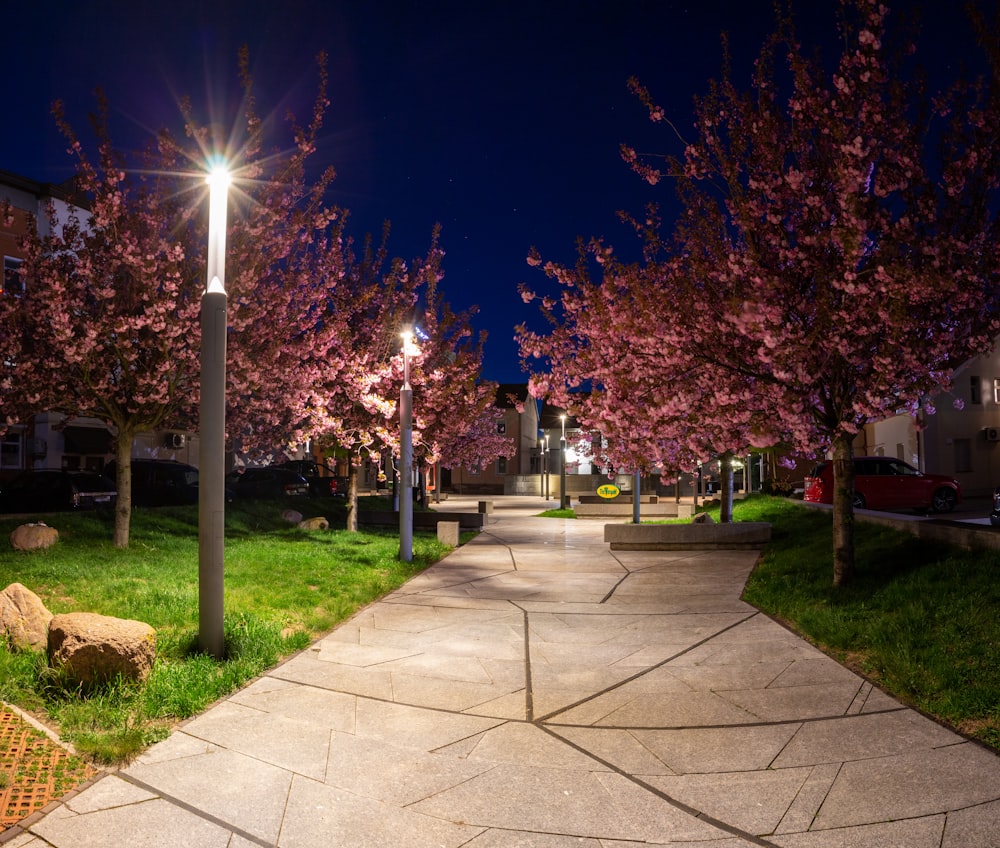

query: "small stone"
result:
(10, 523), (59, 551)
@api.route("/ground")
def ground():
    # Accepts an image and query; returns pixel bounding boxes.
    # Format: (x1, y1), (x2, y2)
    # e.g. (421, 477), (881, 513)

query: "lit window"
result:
(994, 379), (1000, 404)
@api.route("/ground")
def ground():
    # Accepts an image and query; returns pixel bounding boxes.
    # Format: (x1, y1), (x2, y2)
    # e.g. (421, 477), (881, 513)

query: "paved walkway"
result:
(7, 496), (1000, 847)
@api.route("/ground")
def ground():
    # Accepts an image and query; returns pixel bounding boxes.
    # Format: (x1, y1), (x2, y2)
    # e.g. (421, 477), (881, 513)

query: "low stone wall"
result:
(800, 502), (1000, 552)
(604, 521), (772, 550)
(576, 495), (659, 504)
(575, 502), (694, 519)
(357, 510), (486, 530)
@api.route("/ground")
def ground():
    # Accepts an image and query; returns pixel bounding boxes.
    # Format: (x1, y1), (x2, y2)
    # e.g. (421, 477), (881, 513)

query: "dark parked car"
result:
(804, 456), (961, 513)
(0, 469), (117, 513)
(275, 460), (347, 497)
(105, 459), (200, 506)
(225, 466), (310, 500)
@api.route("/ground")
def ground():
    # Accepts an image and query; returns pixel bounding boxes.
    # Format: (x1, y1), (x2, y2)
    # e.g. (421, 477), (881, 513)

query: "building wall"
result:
(446, 400), (538, 494)
(864, 347), (1000, 497)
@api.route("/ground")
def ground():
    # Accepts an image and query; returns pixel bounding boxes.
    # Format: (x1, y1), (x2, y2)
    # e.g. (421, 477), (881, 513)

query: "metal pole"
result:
(544, 435), (550, 500)
(199, 164), (229, 660)
(633, 470), (641, 524)
(399, 334), (414, 562)
(559, 415), (567, 509)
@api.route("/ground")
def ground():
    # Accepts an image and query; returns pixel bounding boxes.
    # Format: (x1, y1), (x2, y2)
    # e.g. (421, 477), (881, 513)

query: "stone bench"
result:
(576, 494), (659, 504)
(357, 510), (486, 531)
(575, 502), (694, 519)
(604, 521), (771, 550)
(478, 500), (494, 514)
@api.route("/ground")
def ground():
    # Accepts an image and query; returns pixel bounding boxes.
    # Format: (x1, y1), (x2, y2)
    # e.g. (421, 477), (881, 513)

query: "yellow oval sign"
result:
(597, 484), (620, 499)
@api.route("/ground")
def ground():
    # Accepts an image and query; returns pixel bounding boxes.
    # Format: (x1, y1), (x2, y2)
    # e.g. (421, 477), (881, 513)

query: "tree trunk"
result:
(112, 429), (134, 548)
(831, 434), (856, 586)
(346, 459), (359, 532)
(719, 451), (734, 523)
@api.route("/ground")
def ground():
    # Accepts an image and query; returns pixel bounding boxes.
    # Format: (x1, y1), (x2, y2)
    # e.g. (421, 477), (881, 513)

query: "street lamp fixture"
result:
(399, 328), (420, 561)
(559, 413), (568, 509)
(199, 161), (230, 660)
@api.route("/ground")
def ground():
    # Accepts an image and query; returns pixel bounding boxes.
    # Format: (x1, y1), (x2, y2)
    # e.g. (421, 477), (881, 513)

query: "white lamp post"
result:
(559, 413), (567, 509)
(199, 163), (230, 660)
(544, 434), (550, 500)
(399, 329), (419, 561)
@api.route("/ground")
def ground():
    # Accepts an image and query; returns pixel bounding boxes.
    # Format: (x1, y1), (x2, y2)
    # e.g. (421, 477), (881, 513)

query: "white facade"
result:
(865, 345), (1000, 497)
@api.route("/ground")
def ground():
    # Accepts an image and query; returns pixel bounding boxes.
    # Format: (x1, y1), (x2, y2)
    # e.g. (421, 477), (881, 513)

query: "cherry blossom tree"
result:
(310, 227), (512, 529)
(5, 50), (356, 547)
(519, 230), (781, 522)
(405, 269), (514, 484)
(307, 225), (423, 531)
(2, 93), (202, 548)
(522, 0), (1000, 584)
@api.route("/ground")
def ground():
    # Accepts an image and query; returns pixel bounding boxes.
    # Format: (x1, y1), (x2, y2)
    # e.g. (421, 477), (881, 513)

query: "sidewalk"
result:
(7, 495), (1000, 847)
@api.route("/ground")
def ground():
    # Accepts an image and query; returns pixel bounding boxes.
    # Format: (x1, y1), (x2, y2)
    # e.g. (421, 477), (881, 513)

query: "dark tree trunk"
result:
(719, 451), (734, 523)
(831, 435), (856, 586)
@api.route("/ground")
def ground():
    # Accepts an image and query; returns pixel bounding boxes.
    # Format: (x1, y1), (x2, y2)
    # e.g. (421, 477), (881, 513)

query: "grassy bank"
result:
(718, 496), (1000, 751)
(0, 497), (450, 763)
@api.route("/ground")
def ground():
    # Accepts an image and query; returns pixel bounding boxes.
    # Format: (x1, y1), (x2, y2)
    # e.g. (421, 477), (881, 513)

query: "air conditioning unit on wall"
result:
(985, 427), (1000, 442)
(164, 432), (186, 449)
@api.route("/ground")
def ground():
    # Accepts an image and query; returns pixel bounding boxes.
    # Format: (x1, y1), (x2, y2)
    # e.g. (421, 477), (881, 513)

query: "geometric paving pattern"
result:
(12, 499), (1000, 847)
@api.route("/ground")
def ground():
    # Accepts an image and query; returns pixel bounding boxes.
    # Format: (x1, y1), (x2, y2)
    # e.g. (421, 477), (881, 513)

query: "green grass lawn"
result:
(0, 497), (451, 763)
(722, 496), (1000, 751)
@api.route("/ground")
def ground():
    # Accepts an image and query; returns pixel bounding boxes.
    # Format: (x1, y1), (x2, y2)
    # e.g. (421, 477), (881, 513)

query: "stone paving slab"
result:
(10, 496), (1000, 848)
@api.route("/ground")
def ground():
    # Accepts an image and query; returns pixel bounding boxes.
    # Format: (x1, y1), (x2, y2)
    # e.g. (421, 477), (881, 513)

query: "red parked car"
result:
(804, 457), (961, 514)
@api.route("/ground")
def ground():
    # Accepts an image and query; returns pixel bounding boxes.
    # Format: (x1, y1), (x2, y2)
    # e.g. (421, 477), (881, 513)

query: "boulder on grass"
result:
(298, 516), (329, 531)
(0, 582), (53, 651)
(692, 512), (715, 524)
(282, 509), (304, 525)
(10, 523), (59, 551)
(48, 612), (156, 687)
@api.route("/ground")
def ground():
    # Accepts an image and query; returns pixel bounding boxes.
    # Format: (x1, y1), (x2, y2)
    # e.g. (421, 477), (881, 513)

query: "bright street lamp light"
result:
(199, 162), (230, 660)
(399, 329), (419, 562)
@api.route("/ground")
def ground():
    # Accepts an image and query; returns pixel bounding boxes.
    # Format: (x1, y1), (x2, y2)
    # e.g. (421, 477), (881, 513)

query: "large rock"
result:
(0, 582), (53, 651)
(48, 612), (156, 687)
(298, 516), (329, 530)
(10, 523), (59, 551)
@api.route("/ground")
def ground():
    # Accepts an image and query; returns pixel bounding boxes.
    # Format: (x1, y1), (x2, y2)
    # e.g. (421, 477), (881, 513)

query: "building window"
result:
(497, 421), (506, 435)
(971, 376), (982, 405)
(954, 438), (972, 473)
(496, 457), (508, 475)
(0, 431), (22, 470)
(994, 378), (1000, 404)
(2, 256), (24, 295)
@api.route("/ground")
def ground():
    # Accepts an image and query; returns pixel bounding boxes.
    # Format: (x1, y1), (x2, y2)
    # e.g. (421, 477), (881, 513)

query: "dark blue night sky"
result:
(1, 1), (979, 382)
